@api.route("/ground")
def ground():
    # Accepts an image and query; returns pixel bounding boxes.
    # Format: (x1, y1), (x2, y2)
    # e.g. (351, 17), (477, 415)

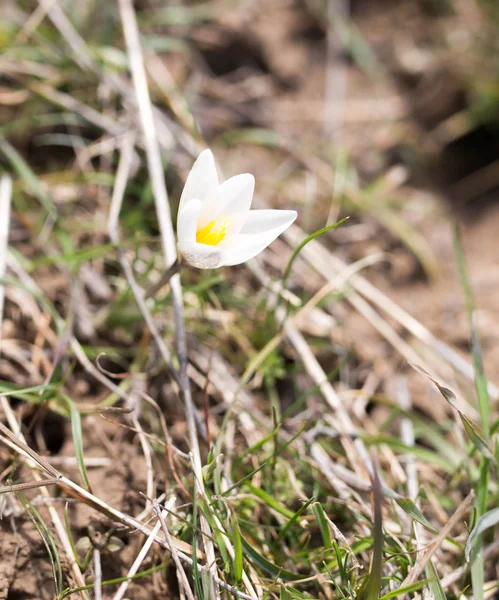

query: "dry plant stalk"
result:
(117, 0), (221, 595)
(402, 490), (475, 587)
(112, 497), (176, 600)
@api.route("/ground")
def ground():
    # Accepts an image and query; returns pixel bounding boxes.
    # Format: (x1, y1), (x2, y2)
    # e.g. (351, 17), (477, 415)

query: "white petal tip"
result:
(198, 148), (214, 160)
(244, 173), (255, 187)
(179, 149), (219, 211)
(232, 172), (255, 188)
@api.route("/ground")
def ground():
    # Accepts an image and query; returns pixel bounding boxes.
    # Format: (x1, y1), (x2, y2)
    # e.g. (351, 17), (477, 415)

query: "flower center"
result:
(196, 216), (231, 246)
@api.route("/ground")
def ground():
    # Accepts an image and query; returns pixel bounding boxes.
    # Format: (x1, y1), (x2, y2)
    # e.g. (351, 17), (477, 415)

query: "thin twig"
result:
(93, 549), (102, 600)
(396, 376), (437, 597)
(144, 260), (180, 299)
(131, 409), (155, 512)
(152, 500), (196, 600)
(0, 478), (61, 495)
(401, 491), (475, 587)
(112, 497), (176, 600)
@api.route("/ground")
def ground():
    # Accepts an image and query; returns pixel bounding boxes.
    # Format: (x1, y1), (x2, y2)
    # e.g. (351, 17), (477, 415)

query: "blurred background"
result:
(2, 0), (499, 598)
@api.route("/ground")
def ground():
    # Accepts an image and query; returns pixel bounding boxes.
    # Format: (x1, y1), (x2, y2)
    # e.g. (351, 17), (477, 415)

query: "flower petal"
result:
(239, 209), (297, 236)
(178, 241), (224, 269)
(220, 209), (297, 266)
(198, 173), (254, 229)
(177, 198), (202, 243)
(179, 149), (219, 214)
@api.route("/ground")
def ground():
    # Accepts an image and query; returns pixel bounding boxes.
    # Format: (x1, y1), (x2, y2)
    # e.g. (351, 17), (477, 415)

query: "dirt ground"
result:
(2, 0), (499, 598)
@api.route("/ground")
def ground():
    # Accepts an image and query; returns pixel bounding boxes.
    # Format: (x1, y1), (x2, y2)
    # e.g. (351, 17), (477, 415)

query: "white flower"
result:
(177, 150), (297, 269)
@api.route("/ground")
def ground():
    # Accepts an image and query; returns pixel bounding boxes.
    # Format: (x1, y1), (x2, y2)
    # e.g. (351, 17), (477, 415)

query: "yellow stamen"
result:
(196, 216), (231, 246)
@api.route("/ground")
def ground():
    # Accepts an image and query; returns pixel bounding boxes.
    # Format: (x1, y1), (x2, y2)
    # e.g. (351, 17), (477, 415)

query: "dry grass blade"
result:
(401, 491), (474, 588)
(6, 246), (133, 408)
(93, 549), (102, 600)
(0, 478), (61, 494)
(117, 0), (176, 263)
(112, 497), (176, 600)
(396, 376), (445, 598)
(283, 225), (499, 398)
(193, 462), (261, 599)
(285, 324), (365, 474)
(152, 499), (196, 600)
(29, 82), (125, 137)
(0, 421), (61, 479)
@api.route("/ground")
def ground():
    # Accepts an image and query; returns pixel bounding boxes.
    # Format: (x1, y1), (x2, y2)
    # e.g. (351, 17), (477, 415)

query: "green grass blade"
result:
(0, 136), (57, 216)
(221, 462), (268, 497)
(470, 543), (485, 600)
(281, 218), (349, 288)
(240, 537), (303, 581)
(460, 414), (494, 461)
(277, 496), (316, 543)
(410, 365), (494, 460)
(466, 507), (499, 561)
(245, 483), (295, 519)
(192, 480), (203, 600)
(197, 496), (231, 570)
(230, 513), (243, 583)
(453, 225), (490, 600)
(62, 395), (90, 490)
(312, 502), (332, 551)
(17, 491), (63, 595)
(58, 559), (170, 599)
(425, 560), (447, 600)
(453, 225), (490, 434)
(64, 503), (83, 569)
(379, 580), (429, 599)
(392, 496), (438, 534)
